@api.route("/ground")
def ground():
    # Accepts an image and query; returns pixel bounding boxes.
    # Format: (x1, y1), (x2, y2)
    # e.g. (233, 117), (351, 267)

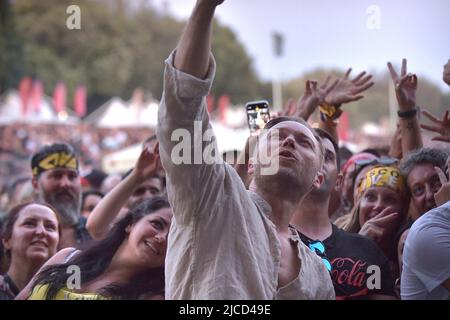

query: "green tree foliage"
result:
(0, 0), (25, 92)
(7, 0), (259, 112)
(3, 0), (447, 125)
(211, 21), (259, 103)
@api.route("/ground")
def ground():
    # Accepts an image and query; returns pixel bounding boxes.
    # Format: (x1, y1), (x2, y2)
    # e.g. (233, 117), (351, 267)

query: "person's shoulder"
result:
(409, 206), (450, 245)
(48, 247), (80, 265)
(412, 204), (450, 231)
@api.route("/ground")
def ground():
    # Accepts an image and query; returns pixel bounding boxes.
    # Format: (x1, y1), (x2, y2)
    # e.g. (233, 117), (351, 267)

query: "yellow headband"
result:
(358, 166), (404, 195)
(32, 152), (78, 177)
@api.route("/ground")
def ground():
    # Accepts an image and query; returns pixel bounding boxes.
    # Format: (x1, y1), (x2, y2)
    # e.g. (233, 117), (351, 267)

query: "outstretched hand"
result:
(281, 68), (373, 122)
(434, 156), (450, 206)
(295, 78), (339, 120)
(387, 58), (418, 110)
(282, 77), (339, 121)
(324, 68), (374, 105)
(132, 142), (162, 183)
(421, 109), (450, 143)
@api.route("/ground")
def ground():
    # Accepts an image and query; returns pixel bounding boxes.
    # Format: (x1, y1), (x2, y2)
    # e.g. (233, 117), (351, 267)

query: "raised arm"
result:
(174, 0), (224, 78)
(157, 0), (233, 225)
(320, 68), (374, 142)
(86, 144), (161, 240)
(284, 68), (373, 143)
(387, 59), (423, 155)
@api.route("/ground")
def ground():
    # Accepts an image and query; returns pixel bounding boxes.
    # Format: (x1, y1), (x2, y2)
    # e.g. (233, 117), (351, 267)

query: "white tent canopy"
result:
(0, 90), (79, 125)
(102, 142), (142, 174)
(102, 120), (249, 173)
(85, 97), (159, 128)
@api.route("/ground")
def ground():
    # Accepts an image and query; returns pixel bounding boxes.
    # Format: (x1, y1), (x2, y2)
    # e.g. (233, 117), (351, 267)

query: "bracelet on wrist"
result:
(397, 106), (419, 119)
(319, 102), (342, 121)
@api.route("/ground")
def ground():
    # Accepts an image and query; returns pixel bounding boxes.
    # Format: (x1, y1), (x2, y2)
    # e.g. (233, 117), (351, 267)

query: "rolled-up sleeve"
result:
(157, 51), (228, 226)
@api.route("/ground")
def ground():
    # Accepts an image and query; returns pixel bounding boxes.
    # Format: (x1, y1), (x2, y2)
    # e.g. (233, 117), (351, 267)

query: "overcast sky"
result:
(152, 0), (450, 92)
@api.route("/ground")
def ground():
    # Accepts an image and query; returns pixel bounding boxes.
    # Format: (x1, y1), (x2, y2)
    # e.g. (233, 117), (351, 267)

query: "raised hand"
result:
(444, 59), (450, 86)
(359, 207), (400, 243)
(324, 68), (374, 105)
(434, 156), (450, 206)
(421, 109), (450, 143)
(293, 77), (339, 121)
(387, 59), (418, 110)
(132, 142), (161, 183)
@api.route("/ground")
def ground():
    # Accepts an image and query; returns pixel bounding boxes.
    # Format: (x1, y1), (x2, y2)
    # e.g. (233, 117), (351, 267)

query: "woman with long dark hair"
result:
(16, 197), (172, 300)
(1, 202), (60, 300)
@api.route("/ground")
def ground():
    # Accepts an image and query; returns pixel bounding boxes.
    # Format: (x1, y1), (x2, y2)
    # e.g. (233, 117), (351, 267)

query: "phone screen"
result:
(246, 101), (270, 135)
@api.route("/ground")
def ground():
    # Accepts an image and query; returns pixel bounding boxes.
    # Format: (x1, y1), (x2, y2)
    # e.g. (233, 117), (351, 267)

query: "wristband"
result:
(397, 107), (419, 119)
(319, 102), (342, 121)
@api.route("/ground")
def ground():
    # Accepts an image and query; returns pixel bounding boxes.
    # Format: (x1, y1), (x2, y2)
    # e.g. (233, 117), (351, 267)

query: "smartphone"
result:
(246, 100), (270, 135)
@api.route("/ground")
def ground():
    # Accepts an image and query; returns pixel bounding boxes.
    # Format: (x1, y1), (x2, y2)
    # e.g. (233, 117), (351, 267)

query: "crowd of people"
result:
(0, 122), (153, 216)
(0, 0), (449, 300)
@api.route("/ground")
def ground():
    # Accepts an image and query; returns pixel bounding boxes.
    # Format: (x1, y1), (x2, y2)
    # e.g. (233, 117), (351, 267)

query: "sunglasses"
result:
(308, 240), (332, 272)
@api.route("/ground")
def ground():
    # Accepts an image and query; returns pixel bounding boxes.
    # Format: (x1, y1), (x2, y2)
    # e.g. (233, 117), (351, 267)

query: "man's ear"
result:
(2, 238), (11, 251)
(335, 172), (344, 191)
(248, 157), (255, 177)
(313, 170), (325, 189)
(31, 177), (39, 190)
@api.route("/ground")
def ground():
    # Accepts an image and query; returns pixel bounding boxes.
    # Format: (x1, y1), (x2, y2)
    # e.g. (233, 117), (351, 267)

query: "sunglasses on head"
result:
(308, 240), (332, 272)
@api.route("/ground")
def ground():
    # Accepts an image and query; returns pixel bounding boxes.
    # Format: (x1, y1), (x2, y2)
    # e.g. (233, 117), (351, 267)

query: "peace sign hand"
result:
(359, 207), (400, 243)
(387, 58), (418, 111)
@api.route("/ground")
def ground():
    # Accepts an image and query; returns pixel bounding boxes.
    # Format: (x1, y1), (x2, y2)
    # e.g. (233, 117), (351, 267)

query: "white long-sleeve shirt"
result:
(157, 51), (335, 300)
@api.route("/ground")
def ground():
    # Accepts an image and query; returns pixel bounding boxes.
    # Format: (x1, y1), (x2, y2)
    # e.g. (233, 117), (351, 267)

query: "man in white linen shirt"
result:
(157, 0), (335, 300)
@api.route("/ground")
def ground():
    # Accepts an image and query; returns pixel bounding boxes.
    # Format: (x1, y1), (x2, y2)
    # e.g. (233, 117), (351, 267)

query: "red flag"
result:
(53, 81), (66, 114)
(19, 77), (32, 116)
(31, 80), (43, 113)
(74, 85), (87, 117)
(218, 95), (230, 122)
(206, 94), (214, 115)
(338, 111), (349, 141)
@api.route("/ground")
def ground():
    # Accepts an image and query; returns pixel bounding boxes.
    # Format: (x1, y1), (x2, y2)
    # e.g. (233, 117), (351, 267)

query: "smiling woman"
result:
(0, 202), (61, 300)
(15, 197), (173, 300)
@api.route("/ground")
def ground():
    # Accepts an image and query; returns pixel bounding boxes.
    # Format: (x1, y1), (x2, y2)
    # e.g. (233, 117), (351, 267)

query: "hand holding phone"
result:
(246, 100), (270, 136)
